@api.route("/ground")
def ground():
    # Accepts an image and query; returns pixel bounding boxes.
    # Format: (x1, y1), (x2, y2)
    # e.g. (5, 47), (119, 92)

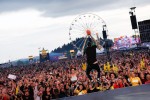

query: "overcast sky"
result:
(0, 0), (150, 63)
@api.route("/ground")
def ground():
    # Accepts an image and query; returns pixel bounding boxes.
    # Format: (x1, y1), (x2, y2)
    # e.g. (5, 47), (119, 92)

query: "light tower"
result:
(129, 7), (139, 45)
(102, 25), (113, 63)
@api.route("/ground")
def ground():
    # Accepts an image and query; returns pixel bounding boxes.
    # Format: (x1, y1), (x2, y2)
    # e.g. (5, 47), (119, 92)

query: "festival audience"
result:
(0, 49), (149, 100)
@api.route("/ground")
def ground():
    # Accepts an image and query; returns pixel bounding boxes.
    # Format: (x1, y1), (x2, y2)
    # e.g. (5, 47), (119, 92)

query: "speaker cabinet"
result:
(102, 30), (107, 39)
(130, 15), (138, 29)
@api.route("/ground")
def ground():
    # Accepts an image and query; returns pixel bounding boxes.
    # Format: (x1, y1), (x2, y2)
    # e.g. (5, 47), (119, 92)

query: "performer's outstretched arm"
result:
(90, 35), (102, 50)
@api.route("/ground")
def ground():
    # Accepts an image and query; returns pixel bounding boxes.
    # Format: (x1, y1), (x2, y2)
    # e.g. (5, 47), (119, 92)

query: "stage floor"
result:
(56, 84), (150, 100)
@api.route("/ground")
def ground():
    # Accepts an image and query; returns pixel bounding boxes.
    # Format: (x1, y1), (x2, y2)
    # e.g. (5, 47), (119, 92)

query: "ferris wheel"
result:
(69, 13), (107, 54)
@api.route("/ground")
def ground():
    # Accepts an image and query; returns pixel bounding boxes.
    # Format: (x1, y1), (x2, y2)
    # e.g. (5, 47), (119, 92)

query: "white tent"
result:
(76, 50), (82, 56)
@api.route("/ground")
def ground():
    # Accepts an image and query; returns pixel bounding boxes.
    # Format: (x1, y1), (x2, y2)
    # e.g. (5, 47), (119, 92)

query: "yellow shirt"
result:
(130, 77), (141, 86)
(75, 89), (87, 95)
(104, 62), (111, 72)
(82, 63), (87, 71)
(107, 62), (111, 72)
(140, 60), (145, 70)
(113, 64), (118, 73)
(104, 64), (107, 72)
(96, 86), (103, 91)
(16, 86), (19, 95)
(110, 86), (114, 90)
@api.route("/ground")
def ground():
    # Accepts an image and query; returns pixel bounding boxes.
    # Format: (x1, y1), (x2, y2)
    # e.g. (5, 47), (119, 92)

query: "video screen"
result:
(114, 36), (140, 49)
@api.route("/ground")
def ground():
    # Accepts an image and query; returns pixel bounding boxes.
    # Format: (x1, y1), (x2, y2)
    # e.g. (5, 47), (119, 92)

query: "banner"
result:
(8, 74), (16, 80)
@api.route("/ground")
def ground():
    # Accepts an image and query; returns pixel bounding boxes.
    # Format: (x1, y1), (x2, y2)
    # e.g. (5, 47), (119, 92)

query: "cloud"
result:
(0, 0), (150, 17)
(0, 9), (74, 63)
(0, 0), (150, 63)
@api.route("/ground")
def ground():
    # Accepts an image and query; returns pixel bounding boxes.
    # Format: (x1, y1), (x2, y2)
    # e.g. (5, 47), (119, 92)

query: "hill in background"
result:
(52, 38), (84, 53)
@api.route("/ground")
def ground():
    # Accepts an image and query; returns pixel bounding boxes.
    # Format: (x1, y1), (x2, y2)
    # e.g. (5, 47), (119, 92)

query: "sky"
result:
(0, 0), (150, 63)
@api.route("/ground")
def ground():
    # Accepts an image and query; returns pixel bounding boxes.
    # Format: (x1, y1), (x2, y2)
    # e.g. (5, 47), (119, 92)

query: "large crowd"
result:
(0, 49), (150, 100)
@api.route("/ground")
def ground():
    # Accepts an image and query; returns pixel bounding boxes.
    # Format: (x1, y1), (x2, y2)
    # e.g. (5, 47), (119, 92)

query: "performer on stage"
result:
(84, 35), (102, 82)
